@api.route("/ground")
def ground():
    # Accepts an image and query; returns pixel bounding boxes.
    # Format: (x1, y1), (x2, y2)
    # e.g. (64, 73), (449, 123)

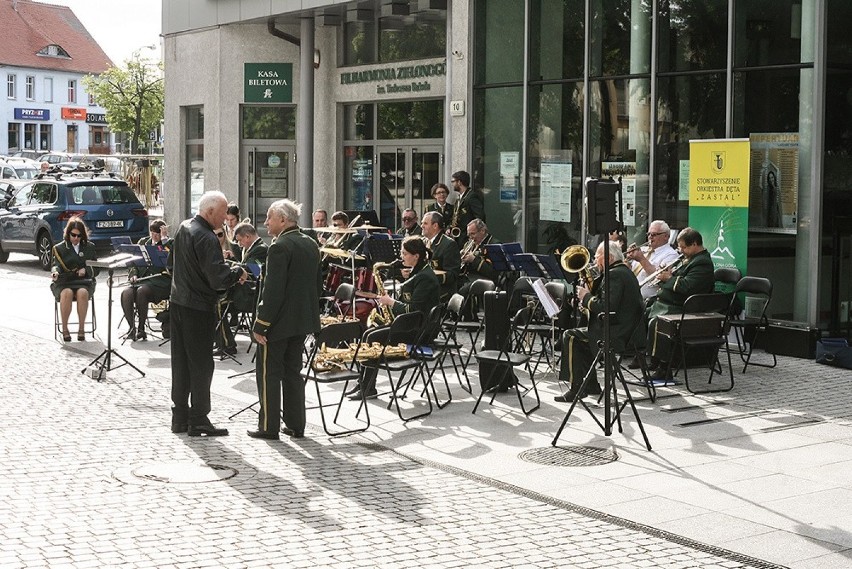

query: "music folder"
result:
(144, 245), (169, 268)
(118, 244), (149, 266)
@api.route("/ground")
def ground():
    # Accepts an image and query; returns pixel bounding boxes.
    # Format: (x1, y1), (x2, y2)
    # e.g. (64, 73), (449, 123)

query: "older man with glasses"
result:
(397, 208), (422, 237)
(625, 220), (680, 301)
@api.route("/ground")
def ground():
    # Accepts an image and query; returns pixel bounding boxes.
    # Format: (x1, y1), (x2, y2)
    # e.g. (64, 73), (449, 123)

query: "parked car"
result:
(0, 171), (149, 269)
(0, 179), (30, 209)
(0, 159), (39, 180)
(10, 150), (46, 161)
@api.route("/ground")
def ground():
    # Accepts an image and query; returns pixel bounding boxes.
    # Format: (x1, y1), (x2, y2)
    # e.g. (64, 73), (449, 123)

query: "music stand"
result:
(512, 253), (545, 278)
(365, 234), (402, 264)
(83, 254), (146, 382)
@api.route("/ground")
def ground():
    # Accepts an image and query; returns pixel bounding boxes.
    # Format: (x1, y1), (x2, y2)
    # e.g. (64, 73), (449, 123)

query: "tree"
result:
(83, 53), (164, 154)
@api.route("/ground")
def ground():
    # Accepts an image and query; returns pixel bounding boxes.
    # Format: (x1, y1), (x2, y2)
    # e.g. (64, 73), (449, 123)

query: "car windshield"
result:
(69, 185), (140, 205)
(13, 166), (38, 179)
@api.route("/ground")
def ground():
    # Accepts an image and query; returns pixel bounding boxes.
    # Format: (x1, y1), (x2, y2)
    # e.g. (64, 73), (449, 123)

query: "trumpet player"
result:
(645, 227), (715, 381)
(458, 219), (497, 319)
(626, 220), (680, 300)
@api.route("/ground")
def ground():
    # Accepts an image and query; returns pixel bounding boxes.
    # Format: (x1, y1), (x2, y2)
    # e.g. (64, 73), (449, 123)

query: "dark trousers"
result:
(170, 303), (216, 426)
(256, 334), (307, 434)
(120, 284), (168, 331)
(559, 328), (595, 391)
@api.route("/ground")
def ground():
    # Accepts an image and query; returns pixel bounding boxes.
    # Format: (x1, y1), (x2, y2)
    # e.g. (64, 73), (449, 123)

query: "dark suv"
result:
(0, 171), (148, 270)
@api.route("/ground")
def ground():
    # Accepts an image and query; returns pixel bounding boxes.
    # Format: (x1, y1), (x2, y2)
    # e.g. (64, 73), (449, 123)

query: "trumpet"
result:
(639, 254), (686, 287)
(625, 241), (650, 256)
(460, 238), (480, 259)
(559, 245), (598, 291)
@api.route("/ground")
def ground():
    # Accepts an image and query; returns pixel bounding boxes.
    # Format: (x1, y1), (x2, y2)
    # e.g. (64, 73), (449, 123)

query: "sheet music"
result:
(532, 278), (560, 319)
(89, 253), (143, 269)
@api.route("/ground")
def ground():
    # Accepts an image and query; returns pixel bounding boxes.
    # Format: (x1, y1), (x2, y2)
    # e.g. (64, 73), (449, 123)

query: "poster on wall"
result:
(500, 151), (520, 202)
(539, 161), (572, 222)
(601, 161), (637, 226)
(688, 138), (750, 276)
(351, 158), (373, 211)
(748, 133), (799, 233)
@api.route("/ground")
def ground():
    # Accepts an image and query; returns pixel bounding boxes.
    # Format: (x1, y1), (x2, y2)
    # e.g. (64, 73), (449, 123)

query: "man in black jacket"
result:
(170, 191), (247, 436)
(555, 241), (644, 402)
(449, 170), (485, 244)
(248, 199), (322, 440)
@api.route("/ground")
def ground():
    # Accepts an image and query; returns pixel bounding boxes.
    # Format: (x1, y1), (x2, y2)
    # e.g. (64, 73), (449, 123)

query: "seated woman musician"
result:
(51, 217), (97, 342)
(120, 219), (171, 341)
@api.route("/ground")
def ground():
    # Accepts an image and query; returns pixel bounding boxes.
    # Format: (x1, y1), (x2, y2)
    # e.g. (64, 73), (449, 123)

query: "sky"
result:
(37, 0), (162, 65)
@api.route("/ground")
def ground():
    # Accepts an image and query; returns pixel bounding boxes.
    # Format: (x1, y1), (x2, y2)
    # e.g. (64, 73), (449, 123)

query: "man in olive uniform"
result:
(248, 199), (322, 440)
(420, 211), (461, 301)
(555, 241), (644, 402)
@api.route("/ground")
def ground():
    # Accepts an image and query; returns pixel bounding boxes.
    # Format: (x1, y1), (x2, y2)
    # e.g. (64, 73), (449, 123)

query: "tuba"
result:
(366, 262), (395, 327)
(560, 245), (597, 290)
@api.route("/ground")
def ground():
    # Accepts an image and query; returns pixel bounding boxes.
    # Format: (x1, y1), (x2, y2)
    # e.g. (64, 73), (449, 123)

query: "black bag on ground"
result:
(815, 338), (852, 369)
(155, 309), (171, 339)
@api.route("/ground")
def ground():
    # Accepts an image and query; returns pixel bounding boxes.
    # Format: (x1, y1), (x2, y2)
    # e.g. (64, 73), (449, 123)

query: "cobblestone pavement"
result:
(0, 326), (788, 569)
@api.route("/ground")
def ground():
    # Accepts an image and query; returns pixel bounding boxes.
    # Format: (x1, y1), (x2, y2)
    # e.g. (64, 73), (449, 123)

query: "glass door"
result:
(244, 145), (294, 239)
(376, 146), (442, 231)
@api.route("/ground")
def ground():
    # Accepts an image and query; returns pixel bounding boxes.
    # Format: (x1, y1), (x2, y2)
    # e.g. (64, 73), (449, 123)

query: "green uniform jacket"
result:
(131, 236), (171, 295)
(582, 262), (644, 353)
(455, 187), (486, 227)
(51, 240), (97, 280)
(426, 202), (453, 224)
(429, 233), (461, 299)
(253, 227), (321, 342)
(648, 249), (714, 319)
(391, 262), (440, 317)
(462, 233), (498, 282)
(240, 237), (269, 266)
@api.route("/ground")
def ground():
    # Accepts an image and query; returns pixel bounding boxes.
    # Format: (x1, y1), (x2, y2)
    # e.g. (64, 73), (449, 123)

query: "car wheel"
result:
(37, 231), (53, 271)
(0, 241), (8, 263)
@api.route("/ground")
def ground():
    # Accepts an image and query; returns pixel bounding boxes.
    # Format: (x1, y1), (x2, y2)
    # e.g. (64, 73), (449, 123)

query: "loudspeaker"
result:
(586, 178), (620, 234)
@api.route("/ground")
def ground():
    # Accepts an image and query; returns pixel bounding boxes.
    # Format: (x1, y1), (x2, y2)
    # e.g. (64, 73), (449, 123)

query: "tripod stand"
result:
(83, 266), (146, 382)
(551, 234), (651, 451)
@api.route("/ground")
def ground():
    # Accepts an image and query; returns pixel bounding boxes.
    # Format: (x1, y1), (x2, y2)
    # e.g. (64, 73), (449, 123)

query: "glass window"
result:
(654, 73), (727, 229)
(734, 0), (811, 66)
(343, 20), (377, 66)
(32, 184), (57, 205)
(7, 123), (19, 149)
(67, 79), (76, 103)
(377, 100), (443, 139)
(657, 0), (728, 72)
(344, 104), (375, 141)
(7, 74), (15, 99)
(732, 68), (801, 137)
(241, 106), (296, 139)
(187, 106), (204, 139)
(473, 0), (525, 85)
(529, 0), (585, 81)
(526, 81), (585, 253)
(185, 105), (204, 214)
(44, 78), (53, 102)
(589, 0), (652, 77)
(24, 124), (35, 149)
(39, 124), (51, 151)
(88, 92), (96, 106)
(828, 0), (852, 66)
(379, 18), (446, 62)
(25, 76), (35, 100)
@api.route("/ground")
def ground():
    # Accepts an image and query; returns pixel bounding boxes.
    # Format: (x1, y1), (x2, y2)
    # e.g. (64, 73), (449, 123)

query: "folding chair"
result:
(657, 293), (734, 394)
(714, 266), (742, 318)
(446, 279), (496, 367)
(54, 294), (97, 340)
(361, 311), (432, 422)
(617, 320), (657, 402)
(437, 293), (473, 393)
(408, 304), (454, 409)
(473, 306), (541, 416)
(302, 321), (368, 436)
(729, 276), (777, 372)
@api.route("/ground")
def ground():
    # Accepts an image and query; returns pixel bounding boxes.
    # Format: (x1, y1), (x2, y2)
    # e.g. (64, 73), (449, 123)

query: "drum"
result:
(355, 267), (377, 294)
(324, 265), (346, 293)
(336, 299), (376, 326)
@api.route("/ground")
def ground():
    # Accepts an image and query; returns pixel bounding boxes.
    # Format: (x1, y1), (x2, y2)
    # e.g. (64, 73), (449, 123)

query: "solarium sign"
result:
(340, 62), (446, 95)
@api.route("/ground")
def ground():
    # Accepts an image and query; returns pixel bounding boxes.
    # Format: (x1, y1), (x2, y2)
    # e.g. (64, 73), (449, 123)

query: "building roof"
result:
(0, 0), (113, 74)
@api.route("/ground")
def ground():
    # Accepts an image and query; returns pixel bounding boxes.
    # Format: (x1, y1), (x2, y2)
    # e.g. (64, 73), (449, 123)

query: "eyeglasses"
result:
(402, 216), (416, 222)
(69, 232), (82, 238)
(435, 190), (448, 195)
(647, 231), (667, 237)
(214, 231), (224, 237)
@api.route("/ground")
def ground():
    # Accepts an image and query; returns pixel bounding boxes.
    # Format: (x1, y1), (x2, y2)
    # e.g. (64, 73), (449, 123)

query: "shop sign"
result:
(245, 63), (293, 103)
(340, 62), (446, 96)
(14, 108), (49, 120)
(86, 113), (107, 124)
(61, 107), (87, 120)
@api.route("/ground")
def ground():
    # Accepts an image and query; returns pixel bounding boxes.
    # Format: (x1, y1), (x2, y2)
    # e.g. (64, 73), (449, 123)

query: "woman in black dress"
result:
(51, 217), (97, 342)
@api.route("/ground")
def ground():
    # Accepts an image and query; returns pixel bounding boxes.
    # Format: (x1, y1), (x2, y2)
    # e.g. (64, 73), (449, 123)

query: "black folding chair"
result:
(447, 279), (496, 367)
(438, 293), (473, 393)
(729, 276), (777, 372)
(407, 304), (455, 409)
(473, 306), (540, 416)
(301, 321), (368, 436)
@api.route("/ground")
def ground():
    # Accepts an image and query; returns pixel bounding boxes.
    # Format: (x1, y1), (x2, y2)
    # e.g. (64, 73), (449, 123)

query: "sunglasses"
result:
(215, 231), (224, 237)
(402, 216), (417, 221)
(69, 232), (82, 238)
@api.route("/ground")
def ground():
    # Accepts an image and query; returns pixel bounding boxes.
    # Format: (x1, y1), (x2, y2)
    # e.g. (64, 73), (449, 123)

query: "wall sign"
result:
(14, 108), (49, 120)
(86, 113), (107, 124)
(245, 63), (293, 103)
(61, 107), (87, 120)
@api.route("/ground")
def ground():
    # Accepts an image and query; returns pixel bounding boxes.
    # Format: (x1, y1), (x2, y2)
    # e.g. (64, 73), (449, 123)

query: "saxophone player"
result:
(349, 237), (441, 401)
(447, 170), (485, 244)
(420, 211), (461, 301)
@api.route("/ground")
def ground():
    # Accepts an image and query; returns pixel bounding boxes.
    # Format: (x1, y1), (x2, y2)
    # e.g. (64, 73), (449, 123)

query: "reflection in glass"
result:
(411, 151), (441, 223)
(242, 106), (296, 140)
(589, 0), (651, 77)
(379, 18), (446, 62)
(187, 106), (204, 140)
(657, 0), (727, 72)
(733, 0), (811, 67)
(474, 0), (525, 85)
(378, 151), (405, 230)
(344, 104), (374, 141)
(186, 143), (204, 215)
(377, 100), (443, 139)
(529, 0), (585, 81)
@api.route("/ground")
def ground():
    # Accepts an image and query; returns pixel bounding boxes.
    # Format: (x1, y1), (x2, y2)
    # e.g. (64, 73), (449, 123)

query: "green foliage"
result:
(82, 54), (164, 154)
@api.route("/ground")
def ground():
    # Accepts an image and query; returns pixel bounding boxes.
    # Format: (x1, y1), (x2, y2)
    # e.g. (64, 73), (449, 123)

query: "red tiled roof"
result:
(0, 0), (113, 74)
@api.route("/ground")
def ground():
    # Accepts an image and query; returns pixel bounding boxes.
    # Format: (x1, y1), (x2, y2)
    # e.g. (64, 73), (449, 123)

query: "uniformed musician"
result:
(51, 217), (97, 342)
(120, 219), (171, 341)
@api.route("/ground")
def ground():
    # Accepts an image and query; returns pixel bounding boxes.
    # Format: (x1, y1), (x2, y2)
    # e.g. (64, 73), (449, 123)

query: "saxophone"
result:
(448, 200), (461, 238)
(366, 262), (394, 327)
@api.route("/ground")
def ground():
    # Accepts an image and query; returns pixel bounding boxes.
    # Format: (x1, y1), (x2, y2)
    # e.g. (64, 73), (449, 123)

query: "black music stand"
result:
(83, 255), (146, 382)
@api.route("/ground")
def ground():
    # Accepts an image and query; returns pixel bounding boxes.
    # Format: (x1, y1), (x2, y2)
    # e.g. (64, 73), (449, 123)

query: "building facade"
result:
(162, 0), (852, 333)
(1, 0), (114, 156)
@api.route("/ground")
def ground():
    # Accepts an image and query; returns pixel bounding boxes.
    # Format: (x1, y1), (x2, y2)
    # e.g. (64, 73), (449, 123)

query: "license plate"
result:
(96, 220), (124, 228)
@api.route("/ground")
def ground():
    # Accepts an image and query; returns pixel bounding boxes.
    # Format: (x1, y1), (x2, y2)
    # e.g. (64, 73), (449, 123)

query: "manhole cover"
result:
(131, 461), (238, 484)
(519, 446), (618, 467)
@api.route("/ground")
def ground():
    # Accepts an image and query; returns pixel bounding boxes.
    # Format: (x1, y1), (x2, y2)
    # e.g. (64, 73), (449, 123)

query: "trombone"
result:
(639, 254), (686, 287)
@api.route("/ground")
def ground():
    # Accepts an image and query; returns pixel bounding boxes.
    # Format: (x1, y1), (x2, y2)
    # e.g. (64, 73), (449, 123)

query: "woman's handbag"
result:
(815, 338), (852, 369)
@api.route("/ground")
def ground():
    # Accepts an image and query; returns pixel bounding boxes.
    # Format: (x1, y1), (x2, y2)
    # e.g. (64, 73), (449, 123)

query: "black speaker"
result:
(481, 291), (517, 390)
(586, 178), (620, 234)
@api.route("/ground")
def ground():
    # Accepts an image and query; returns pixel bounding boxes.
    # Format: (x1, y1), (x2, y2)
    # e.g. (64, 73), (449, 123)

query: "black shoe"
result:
(627, 355), (642, 370)
(187, 424), (229, 437)
(247, 430), (279, 440)
(344, 383), (361, 397)
(281, 427), (304, 439)
(171, 423), (187, 434)
(126, 328), (137, 341)
(214, 346), (237, 357)
(348, 387), (378, 401)
(136, 329), (147, 341)
(554, 390), (581, 403)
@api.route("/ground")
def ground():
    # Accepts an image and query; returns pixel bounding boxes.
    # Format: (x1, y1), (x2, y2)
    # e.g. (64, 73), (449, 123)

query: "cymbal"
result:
(353, 224), (388, 231)
(319, 247), (364, 260)
(314, 226), (357, 234)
